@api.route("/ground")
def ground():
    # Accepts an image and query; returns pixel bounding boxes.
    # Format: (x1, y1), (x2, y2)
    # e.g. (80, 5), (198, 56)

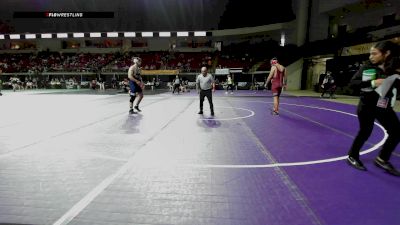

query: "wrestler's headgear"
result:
(270, 57), (278, 65)
(132, 57), (141, 63)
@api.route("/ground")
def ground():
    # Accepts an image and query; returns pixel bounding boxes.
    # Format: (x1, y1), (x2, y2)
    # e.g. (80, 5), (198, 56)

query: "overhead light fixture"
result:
(73, 33), (84, 38)
(124, 32), (136, 37)
(142, 32), (153, 37)
(159, 32), (171, 37)
(41, 33), (52, 38)
(0, 35), (4, 39)
(194, 31), (206, 37)
(10, 34), (21, 39)
(56, 33), (68, 38)
(90, 32), (101, 38)
(25, 34), (36, 39)
(107, 32), (118, 37)
(177, 32), (189, 37)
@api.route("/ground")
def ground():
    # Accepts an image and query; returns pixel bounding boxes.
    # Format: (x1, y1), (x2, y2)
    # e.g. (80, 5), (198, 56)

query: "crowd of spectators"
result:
(0, 52), (116, 73)
(0, 49), (292, 91)
(103, 51), (216, 73)
(0, 51), (261, 74)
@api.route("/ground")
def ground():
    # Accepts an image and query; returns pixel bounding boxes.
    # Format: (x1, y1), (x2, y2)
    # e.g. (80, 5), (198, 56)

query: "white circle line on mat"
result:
(198, 106), (255, 121)
(188, 102), (387, 168)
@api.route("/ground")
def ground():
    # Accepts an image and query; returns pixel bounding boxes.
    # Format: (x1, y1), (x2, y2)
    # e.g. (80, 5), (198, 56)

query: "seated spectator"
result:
(91, 79), (97, 90)
(320, 71), (336, 98)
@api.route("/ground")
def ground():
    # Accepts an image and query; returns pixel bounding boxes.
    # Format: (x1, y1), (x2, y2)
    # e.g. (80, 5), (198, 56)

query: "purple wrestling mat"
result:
(0, 90), (399, 225)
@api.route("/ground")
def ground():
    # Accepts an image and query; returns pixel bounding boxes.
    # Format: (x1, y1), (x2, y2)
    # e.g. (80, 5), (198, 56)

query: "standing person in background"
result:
(91, 78), (97, 90)
(252, 78), (260, 92)
(98, 76), (105, 91)
(111, 75), (117, 89)
(151, 77), (156, 91)
(320, 71), (336, 98)
(347, 40), (400, 176)
(196, 67), (215, 116)
(225, 74), (234, 94)
(172, 75), (181, 94)
(266, 57), (287, 115)
(128, 57), (144, 114)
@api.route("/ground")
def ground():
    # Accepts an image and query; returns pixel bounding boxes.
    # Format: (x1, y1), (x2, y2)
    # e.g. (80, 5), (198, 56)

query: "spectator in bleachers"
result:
(32, 78), (38, 89)
(167, 82), (173, 91)
(180, 80), (189, 93)
(10, 76), (21, 91)
(98, 77), (105, 91)
(25, 79), (33, 89)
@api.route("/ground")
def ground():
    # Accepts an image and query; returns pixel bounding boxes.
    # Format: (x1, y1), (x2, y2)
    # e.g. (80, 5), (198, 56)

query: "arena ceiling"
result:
(0, 0), (295, 33)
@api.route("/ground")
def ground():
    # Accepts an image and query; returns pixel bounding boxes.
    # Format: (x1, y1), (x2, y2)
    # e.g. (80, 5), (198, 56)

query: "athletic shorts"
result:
(129, 80), (142, 95)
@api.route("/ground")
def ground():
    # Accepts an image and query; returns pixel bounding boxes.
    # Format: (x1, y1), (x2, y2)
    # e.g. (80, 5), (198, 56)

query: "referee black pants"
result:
(173, 84), (180, 93)
(348, 93), (400, 161)
(199, 89), (214, 113)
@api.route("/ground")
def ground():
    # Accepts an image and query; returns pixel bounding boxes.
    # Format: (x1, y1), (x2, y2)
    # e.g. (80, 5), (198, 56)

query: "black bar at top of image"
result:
(14, 12), (45, 18)
(80, 12), (114, 18)
(13, 12), (114, 18)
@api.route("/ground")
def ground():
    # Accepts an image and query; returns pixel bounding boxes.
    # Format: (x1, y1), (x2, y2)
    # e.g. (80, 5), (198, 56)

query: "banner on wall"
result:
(141, 70), (179, 75)
(341, 42), (376, 56)
(229, 68), (243, 73)
(341, 37), (400, 57)
(215, 68), (230, 75)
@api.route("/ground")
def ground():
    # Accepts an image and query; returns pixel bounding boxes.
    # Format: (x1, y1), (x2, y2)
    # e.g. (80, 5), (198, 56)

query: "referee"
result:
(196, 66), (215, 116)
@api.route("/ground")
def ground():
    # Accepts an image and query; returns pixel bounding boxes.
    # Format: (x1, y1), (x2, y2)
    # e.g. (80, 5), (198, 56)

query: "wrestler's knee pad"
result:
(129, 95), (136, 103)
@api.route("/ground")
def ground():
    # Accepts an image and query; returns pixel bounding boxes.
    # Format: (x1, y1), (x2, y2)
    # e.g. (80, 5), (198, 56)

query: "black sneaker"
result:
(198, 111), (203, 114)
(134, 105), (141, 112)
(129, 108), (135, 114)
(374, 158), (400, 176)
(347, 156), (367, 171)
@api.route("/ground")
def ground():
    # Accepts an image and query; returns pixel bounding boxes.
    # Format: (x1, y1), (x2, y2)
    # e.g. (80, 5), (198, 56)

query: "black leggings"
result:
(348, 94), (400, 161)
(226, 84), (234, 91)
